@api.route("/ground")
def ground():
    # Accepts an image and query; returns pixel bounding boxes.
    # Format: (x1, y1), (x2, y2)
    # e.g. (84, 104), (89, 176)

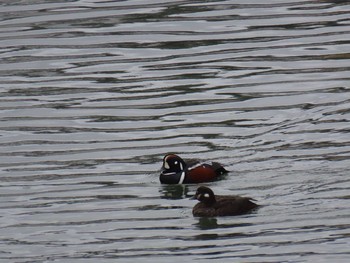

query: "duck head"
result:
(161, 154), (186, 174)
(194, 186), (216, 205)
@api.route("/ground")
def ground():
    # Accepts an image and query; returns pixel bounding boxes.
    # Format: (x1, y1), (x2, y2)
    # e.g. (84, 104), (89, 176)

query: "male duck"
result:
(160, 154), (227, 184)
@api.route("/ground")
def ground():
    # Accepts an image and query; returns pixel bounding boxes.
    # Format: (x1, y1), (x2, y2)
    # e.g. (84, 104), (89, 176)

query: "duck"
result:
(160, 154), (227, 184)
(192, 186), (258, 217)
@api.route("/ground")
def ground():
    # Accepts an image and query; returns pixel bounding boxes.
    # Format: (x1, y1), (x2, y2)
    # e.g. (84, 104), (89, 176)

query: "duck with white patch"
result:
(192, 186), (259, 217)
(160, 154), (227, 184)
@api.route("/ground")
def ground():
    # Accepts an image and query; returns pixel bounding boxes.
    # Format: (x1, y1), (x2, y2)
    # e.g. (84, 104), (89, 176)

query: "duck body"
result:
(160, 154), (227, 184)
(192, 186), (258, 217)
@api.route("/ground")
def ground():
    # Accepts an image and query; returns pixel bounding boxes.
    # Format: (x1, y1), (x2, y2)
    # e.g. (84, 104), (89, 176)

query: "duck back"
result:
(193, 195), (258, 217)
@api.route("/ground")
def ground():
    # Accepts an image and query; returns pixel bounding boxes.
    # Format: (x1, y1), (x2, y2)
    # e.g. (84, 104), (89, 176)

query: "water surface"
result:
(0, 0), (350, 262)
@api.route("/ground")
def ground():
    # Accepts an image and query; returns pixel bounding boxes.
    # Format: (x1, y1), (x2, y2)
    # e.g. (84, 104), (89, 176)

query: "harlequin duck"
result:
(160, 154), (227, 184)
(192, 186), (258, 217)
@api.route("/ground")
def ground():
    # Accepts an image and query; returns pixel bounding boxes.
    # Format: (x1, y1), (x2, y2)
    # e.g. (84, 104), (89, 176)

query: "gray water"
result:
(1, 0), (350, 262)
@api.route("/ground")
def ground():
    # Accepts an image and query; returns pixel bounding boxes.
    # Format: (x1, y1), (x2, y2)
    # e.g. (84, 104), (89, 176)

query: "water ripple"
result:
(1, 0), (350, 262)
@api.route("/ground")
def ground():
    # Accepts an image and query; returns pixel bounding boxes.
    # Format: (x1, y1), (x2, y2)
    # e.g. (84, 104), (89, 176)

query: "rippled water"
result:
(1, 0), (350, 262)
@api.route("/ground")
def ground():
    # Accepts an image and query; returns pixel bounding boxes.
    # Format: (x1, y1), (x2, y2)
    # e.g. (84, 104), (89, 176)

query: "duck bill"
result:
(190, 194), (198, 200)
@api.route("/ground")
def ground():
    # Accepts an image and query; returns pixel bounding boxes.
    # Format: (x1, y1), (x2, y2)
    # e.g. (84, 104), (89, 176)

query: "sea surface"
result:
(1, 0), (350, 262)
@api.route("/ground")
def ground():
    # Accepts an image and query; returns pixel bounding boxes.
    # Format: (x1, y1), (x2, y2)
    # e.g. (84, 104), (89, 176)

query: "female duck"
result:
(192, 186), (258, 217)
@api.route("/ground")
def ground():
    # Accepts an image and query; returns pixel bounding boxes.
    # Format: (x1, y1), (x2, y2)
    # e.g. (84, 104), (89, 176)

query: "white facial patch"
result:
(164, 161), (170, 169)
(204, 193), (210, 198)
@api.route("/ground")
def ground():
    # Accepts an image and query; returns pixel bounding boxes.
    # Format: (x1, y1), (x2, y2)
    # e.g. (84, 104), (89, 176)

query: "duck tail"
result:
(212, 162), (228, 175)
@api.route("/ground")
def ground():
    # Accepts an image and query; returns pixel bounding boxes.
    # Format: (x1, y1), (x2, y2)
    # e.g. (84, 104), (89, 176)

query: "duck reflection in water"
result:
(160, 184), (190, 200)
(194, 217), (254, 233)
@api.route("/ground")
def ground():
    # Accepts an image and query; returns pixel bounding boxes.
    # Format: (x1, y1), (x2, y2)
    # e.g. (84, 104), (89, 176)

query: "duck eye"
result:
(204, 193), (210, 198)
(174, 161), (178, 165)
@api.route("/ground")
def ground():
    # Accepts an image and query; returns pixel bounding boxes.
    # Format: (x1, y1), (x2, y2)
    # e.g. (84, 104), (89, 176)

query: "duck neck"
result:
(204, 195), (216, 206)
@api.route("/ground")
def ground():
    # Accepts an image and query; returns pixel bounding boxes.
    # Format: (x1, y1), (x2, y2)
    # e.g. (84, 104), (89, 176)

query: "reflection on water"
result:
(195, 217), (220, 230)
(1, 0), (350, 262)
(160, 184), (191, 200)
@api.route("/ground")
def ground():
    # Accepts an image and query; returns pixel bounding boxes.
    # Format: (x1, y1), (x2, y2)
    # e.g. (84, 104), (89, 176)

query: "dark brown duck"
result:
(192, 186), (259, 217)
